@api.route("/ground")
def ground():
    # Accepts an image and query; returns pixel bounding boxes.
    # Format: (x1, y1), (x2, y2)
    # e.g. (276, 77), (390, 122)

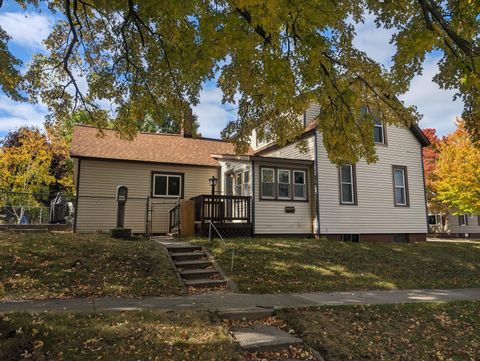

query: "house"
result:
(71, 106), (430, 241)
(428, 212), (480, 238)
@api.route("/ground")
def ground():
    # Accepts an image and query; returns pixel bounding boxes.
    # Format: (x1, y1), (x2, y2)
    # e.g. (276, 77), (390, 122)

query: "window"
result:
(374, 118), (385, 144)
(458, 214), (468, 226)
(478, 216), (480, 226)
(261, 168), (275, 199)
(393, 166), (409, 206)
(243, 171), (250, 196)
(235, 172), (242, 195)
(339, 164), (355, 204)
(293, 170), (307, 200)
(260, 167), (308, 201)
(362, 106), (385, 144)
(152, 173), (182, 197)
(428, 214), (442, 225)
(277, 169), (291, 199)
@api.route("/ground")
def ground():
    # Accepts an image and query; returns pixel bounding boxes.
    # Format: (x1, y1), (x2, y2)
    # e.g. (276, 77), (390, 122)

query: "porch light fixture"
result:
(209, 176), (218, 188)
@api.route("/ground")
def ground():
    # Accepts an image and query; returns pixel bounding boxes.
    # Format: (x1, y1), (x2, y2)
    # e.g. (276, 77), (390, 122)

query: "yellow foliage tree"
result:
(434, 120), (480, 215)
(0, 128), (55, 223)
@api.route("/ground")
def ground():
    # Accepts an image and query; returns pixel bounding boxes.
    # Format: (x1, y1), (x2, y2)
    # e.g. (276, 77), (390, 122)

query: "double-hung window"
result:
(374, 118), (385, 144)
(152, 173), (182, 198)
(261, 168), (275, 199)
(393, 166), (409, 206)
(428, 214), (442, 226)
(339, 165), (355, 204)
(243, 171), (250, 195)
(293, 170), (307, 200)
(235, 172), (242, 196)
(277, 170), (291, 199)
(362, 106), (386, 144)
(458, 214), (468, 226)
(261, 168), (308, 200)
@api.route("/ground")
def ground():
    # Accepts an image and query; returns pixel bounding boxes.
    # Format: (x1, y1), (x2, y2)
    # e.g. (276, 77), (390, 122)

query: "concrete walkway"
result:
(1, 288), (480, 313)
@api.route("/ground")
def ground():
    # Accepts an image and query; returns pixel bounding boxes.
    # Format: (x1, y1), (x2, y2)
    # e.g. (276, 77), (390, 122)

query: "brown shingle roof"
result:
(70, 125), (245, 167)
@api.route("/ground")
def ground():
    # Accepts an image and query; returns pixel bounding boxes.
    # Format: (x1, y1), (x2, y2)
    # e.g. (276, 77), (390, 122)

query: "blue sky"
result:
(0, 4), (464, 139)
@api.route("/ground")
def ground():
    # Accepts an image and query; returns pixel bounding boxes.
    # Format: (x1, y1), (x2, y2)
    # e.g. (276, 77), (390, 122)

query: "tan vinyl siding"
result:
(447, 214), (480, 235)
(76, 159), (218, 233)
(254, 161), (314, 234)
(261, 135), (315, 160)
(316, 126), (428, 234)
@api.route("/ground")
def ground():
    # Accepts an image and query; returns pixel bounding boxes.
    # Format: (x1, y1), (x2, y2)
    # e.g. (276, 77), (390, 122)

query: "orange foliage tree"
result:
(422, 128), (445, 214)
(434, 121), (480, 215)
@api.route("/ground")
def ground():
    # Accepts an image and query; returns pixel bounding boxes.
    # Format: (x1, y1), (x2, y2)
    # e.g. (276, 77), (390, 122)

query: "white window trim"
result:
(428, 214), (442, 226)
(242, 170), (250, 196)
(293, 170), (307, 200)
(235, 172), (242, 196)
(277, 169), (291, 200)
(459, 214), (468, 226)
(374, 121), (385, 144)
(261, 168), (275, 199)
(393, 168), (407, 206)
(152, 174), (182, 198)
(340, 165), (355, 205)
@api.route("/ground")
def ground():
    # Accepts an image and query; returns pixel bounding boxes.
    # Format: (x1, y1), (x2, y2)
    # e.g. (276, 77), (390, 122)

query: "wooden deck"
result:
(191, 195), (252, 237)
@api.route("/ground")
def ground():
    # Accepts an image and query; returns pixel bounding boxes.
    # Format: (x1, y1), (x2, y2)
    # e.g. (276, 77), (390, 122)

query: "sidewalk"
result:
(2, 288), (480, 313)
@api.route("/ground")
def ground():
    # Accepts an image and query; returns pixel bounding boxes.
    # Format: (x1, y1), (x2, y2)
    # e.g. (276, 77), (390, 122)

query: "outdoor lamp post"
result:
(208, 176), (217, 241)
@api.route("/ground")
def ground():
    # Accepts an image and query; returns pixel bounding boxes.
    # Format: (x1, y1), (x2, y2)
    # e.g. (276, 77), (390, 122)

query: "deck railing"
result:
(191, 195), (251, 224)
(168, 203), (181, 234)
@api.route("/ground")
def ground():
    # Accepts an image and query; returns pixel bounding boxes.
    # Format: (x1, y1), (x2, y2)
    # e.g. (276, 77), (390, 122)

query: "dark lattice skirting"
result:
(197, 223), (253, 238)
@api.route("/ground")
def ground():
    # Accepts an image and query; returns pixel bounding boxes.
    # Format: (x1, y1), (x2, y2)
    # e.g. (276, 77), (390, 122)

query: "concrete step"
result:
(170, 251), (207, 261)
(166, 244), (202, 253)
(180, 268), (219, 279)
(230, 326), (303, 353)
(184, 279), (227, 288)
(217, 308), (274, 321)
(151, 235), (174, 240)
(174, 260), (213, 269)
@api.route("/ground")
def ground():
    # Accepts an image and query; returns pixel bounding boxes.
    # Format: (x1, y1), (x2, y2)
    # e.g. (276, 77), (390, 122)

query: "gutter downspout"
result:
(251, 159), (255, 237)
(73, 158), (81, 233)
(313, 130), (321, 236)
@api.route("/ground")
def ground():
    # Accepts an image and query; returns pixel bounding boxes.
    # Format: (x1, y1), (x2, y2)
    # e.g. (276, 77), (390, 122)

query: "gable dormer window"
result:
(362, 106), (386, 144)
(374, 118), (385, 144)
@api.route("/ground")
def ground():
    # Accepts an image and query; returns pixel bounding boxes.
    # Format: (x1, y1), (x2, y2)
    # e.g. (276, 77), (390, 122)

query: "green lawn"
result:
(191, 237), (480, 293)
(280, 301), (480, 361)
(0, 232), (182, 300)
(0, 311), (242, 361)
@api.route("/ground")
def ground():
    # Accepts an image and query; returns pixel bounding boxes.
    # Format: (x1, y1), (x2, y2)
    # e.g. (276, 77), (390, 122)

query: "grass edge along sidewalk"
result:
(0, 232), (183, 300)
(191, 237), (480, 293)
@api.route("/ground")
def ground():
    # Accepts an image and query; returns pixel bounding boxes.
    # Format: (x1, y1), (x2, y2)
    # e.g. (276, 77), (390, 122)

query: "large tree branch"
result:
(235, 7), (272, 45)
(418, 0), (479, 56)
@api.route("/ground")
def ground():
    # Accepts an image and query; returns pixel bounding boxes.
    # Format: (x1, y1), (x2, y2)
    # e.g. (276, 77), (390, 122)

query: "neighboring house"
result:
(71, 106), (430, 241)
(428, 212), (480, 238)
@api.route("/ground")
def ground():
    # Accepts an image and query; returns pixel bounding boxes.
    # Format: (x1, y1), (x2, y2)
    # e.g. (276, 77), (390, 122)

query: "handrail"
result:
(168, 203), (181, 234)
(207, 219), (236, 272)
(191, 194), (251, 224)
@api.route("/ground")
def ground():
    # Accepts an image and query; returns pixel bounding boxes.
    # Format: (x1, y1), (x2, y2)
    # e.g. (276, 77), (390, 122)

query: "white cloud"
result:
(0, 12), (52, 49)
(401, 57), (463, 136)
(0, 95), (47, 133)
(193, 87), (236, 138)
(353, 13), (396, 67)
